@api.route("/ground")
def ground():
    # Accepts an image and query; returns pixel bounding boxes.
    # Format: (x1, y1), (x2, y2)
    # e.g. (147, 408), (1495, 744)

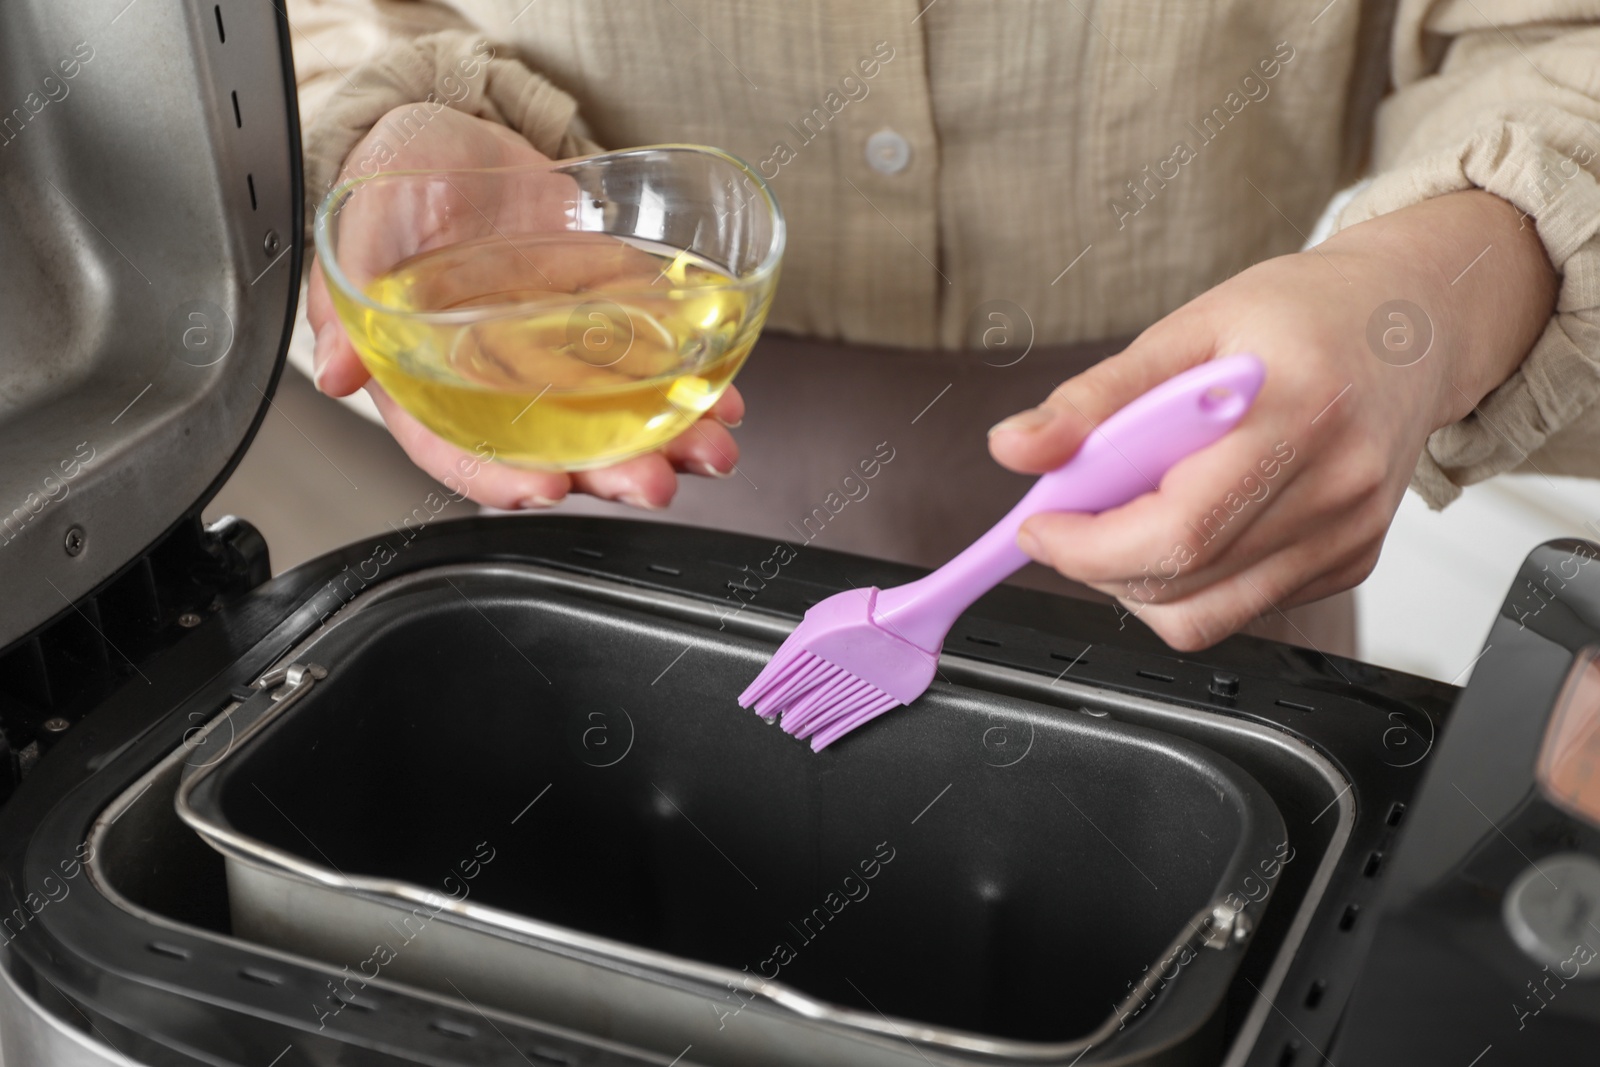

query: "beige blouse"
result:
(286, 0), (1600, 508)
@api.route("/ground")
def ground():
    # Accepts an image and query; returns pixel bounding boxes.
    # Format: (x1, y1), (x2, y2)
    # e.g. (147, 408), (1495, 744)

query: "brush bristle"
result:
(738, 647), (901, 752)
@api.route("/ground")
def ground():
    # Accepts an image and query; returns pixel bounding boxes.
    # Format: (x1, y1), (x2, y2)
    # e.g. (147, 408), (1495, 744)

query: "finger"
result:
(306, 258), (371, 397)
(569, 453), (679, 509)
(1126, 452), (1385, 606)
(1015, 425), (1299, 586)
(1113, 525), (1367, 651)
(989, 320), (1217, 475)
(1069, 426), (1400, 605)
(306, 257), (334, 330)
(1279, 548), (1382, 611)
(1077, 467), (1388, 623)
(365, 383), (573, 509)
(661, 417), (741, 478)
(712, 384), (745, 427)
(1077, 492), (1358, 608)
(1114, 574), (1274, 652)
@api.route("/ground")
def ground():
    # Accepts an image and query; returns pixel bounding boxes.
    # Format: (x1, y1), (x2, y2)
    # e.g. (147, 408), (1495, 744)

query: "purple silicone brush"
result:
(738, 353), (1266, 751)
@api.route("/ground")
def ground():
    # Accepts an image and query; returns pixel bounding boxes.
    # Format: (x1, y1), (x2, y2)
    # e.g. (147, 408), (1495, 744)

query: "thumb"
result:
(306, 258), (372, 397)
(987, 324), (1215, 475)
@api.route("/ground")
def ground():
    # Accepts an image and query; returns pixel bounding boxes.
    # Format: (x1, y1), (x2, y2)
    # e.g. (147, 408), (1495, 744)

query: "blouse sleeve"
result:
(287, 0), (603, 247)
(1332, 0), (1600, 507)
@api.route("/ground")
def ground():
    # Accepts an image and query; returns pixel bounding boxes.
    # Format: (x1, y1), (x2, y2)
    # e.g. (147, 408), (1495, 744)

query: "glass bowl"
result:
(314, 145), (784, 470)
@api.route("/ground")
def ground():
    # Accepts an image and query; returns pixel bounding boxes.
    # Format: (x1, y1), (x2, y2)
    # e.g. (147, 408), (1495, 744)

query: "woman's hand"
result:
(306, 105), (743, 510)
(989, 190), (1557, 650)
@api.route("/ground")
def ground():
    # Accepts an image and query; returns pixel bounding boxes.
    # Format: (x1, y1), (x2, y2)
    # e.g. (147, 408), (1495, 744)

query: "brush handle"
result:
(872, 354), (1266, 653)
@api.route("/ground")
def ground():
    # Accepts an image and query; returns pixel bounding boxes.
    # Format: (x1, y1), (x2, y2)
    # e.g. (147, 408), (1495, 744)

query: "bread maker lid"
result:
(0, 1), (301, 652)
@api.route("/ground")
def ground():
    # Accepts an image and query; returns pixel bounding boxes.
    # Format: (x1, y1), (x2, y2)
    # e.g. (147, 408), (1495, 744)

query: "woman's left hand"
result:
(988, 190), (1557, 651)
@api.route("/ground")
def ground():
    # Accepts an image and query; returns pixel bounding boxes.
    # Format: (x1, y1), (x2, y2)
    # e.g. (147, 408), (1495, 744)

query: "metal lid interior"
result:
(0, 0), (300, 652)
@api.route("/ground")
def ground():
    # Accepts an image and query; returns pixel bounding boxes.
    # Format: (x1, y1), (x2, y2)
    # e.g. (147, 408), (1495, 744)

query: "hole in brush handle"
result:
(1197, 385), (1248, 421)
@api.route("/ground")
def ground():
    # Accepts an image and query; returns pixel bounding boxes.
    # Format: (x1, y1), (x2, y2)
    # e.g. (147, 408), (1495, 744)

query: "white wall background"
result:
(1356, 475), (1600, 685)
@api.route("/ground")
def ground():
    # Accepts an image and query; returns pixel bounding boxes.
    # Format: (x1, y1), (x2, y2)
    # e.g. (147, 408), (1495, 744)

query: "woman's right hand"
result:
(306, 105), (744, 511)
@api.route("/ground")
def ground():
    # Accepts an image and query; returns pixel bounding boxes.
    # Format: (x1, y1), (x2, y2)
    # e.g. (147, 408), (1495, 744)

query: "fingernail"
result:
(514, 495), (564, 509)
(312, 323), (336, 392)
(620, 492), (665, 511)
(717, 416), (744, 429)
(988, 407), (1057, 437)
(696, 460), (734, 479)
(1017, 527), (1047, 562)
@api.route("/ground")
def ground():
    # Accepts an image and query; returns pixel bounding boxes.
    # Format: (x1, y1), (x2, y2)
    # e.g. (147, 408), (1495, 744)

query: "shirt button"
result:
(865, 129), (912, 175)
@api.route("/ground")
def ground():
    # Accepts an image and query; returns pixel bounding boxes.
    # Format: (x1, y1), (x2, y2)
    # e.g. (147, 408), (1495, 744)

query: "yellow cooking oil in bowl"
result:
(314, 147), (784, 470)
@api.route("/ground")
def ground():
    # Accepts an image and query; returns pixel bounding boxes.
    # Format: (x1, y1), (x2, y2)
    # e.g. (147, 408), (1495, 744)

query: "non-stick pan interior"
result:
(209, 585), (1280, 1043)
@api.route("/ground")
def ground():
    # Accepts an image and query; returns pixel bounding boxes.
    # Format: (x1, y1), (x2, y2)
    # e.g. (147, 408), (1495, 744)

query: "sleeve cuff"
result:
(300, 29), (604, 246)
